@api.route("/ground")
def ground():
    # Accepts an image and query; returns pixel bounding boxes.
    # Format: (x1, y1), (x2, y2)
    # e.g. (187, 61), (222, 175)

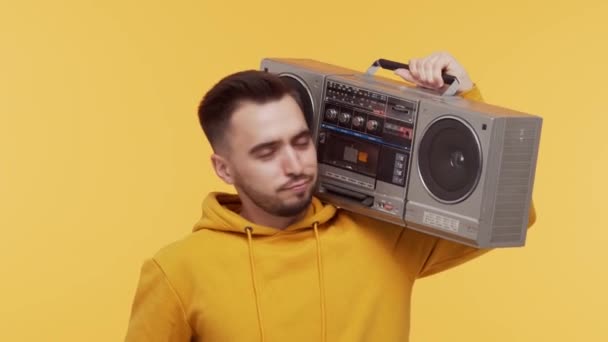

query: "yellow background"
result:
(1, 0), (606, 340)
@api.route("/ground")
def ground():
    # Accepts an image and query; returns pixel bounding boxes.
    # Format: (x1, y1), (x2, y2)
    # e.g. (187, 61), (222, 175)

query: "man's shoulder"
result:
(333, 208), (404, 231)
(150, 228), (227, 271)
(333, 208), (405, 235)
(333, 208), (439, 243)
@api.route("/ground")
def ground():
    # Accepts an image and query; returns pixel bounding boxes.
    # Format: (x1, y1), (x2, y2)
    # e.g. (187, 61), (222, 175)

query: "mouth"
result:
(281, 178), (312, 192)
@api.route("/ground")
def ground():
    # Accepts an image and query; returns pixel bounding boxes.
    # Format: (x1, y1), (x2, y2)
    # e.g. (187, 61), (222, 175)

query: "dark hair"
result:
(197, 70), (301, 149)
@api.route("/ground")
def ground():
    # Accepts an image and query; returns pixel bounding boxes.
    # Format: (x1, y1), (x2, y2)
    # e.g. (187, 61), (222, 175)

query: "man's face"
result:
(217, 95), (317, 217)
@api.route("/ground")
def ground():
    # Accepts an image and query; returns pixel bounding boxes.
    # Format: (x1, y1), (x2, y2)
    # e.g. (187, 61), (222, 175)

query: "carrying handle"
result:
(366, 58), (461, 96)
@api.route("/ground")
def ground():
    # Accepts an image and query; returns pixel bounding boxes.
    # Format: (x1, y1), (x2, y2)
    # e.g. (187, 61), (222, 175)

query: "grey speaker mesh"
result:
(490, 120), (538, 243)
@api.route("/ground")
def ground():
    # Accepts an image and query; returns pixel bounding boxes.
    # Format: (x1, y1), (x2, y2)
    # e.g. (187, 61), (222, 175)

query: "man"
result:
(125, 52), (536, 341)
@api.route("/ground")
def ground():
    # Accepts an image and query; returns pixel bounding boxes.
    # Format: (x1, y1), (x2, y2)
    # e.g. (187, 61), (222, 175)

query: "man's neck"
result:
(239, 202), (307, 230)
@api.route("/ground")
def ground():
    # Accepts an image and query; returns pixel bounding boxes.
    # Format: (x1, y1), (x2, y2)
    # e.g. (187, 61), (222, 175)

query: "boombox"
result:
(260, 58), (542, 248)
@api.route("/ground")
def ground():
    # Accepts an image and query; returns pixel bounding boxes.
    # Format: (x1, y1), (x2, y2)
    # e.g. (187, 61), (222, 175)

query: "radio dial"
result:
(353, 116), (365, 127)
(367, 119), (379, 131)
(338, 112), (351, 124)
(325, 108), (338, 120)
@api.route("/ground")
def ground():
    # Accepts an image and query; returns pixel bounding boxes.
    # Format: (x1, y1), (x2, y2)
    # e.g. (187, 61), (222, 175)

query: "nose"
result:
(282, 146), (304, 176)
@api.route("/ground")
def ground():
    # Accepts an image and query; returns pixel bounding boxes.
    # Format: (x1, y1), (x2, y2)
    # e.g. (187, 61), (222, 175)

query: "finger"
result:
(418, 58), (430, 84)
(427, 53), (450, 88)
(394, 68), (416, 84)
(408, 58), (421, 81)
(434, 52), (474, 92)
(436, 52), (460, 80)
(418, 58), (427, 84)
(424, 55), (437, 88)
(418, 56), (439, 88)
(430, 56), (445, 88)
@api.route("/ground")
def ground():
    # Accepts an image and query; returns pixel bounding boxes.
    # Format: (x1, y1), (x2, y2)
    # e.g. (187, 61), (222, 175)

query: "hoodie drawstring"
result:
(245, 226), (265, 342)
(313, 221), (327, 342)
(244, 224), (327, 342)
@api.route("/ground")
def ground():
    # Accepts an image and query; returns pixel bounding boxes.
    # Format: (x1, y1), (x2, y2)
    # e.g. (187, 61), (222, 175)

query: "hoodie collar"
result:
(193, 192), (337, 235)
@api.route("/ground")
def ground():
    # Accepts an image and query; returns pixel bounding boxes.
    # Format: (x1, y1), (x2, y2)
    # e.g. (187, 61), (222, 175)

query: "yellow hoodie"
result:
(125, 87), (537, 341)
(125, 194), (536, 341)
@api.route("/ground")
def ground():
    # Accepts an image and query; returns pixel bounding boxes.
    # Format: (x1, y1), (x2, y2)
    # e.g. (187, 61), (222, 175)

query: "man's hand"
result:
(394, 51), (474, 94)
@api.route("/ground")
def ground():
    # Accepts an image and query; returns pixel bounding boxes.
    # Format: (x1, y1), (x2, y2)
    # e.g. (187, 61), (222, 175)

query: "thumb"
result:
(394, 68), (417, 85)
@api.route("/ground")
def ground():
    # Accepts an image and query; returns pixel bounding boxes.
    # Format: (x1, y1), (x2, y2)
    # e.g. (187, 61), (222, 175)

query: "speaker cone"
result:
(279, 75), (314, 129)
(418, 117), (481, 203)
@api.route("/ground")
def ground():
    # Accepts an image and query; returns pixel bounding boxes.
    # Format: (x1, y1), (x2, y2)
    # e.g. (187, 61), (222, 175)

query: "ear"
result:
(210, 153), (235, 185)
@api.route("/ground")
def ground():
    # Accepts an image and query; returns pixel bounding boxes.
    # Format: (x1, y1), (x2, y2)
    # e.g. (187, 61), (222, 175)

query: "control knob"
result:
(325, 108), (338, 120)
(352, 116), (365, 128)
(367, 119), (379, 131)
(338, 112), (351, 124)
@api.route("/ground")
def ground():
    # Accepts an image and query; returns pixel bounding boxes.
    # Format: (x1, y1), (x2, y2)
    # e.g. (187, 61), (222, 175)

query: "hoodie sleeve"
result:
(125, 258), (192, 342)
(417, 203), (537, 278)
(458, 84), (483, 101)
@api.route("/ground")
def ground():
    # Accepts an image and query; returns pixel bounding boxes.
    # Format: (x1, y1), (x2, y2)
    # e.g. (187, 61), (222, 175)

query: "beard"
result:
(235, 174), (315, 217)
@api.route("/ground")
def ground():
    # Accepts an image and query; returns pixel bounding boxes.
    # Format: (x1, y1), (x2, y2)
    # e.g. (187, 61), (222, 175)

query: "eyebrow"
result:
(248, 128), (311, 156)
(249, 140), (280, 156)
(291, 129), (312, 142)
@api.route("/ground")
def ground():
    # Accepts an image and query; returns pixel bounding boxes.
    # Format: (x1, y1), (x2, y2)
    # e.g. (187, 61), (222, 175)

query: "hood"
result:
(193, 192), (337, 235)
(192, 191), (337, 341)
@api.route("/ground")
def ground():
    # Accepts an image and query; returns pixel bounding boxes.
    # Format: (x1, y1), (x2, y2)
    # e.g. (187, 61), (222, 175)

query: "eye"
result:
(293, 135), (311, 148)
(256, 148), (276, 160)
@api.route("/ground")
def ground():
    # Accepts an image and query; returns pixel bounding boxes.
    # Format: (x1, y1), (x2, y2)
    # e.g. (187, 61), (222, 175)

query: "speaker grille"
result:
(279, 75), (314, 129)
(418, 117), (482, 203)
(490, 120), (538, 243)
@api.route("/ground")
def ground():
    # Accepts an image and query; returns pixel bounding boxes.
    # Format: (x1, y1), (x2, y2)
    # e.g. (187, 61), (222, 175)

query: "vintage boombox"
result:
(260, 58), (542, 248)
